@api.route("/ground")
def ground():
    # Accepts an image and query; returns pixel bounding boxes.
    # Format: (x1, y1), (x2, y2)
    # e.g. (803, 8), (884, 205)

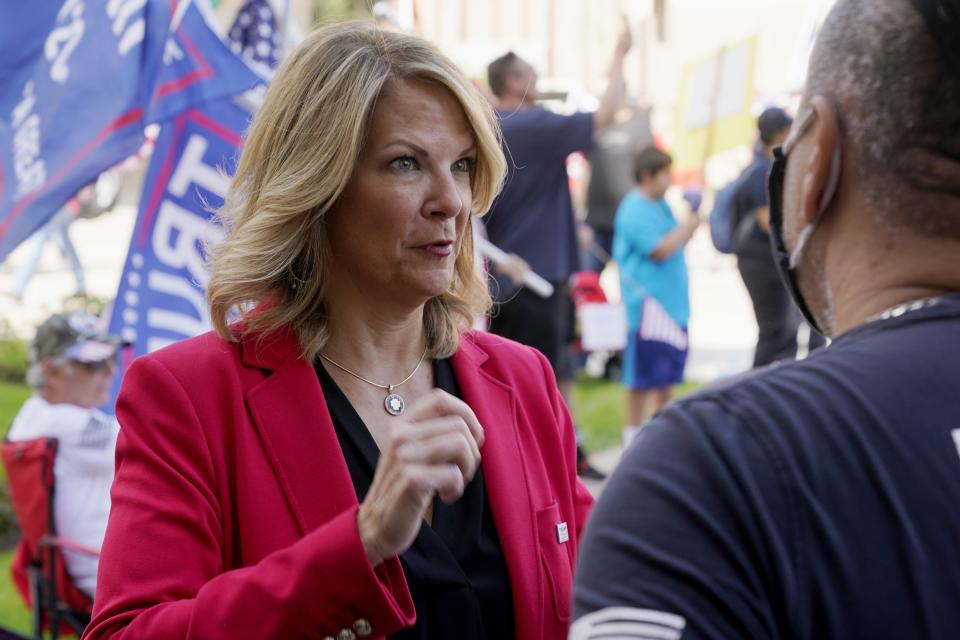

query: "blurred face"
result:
(325, 78), (476, 308)
(44, 357), (117, 408)
(641, 167), (672, 200)
(768, 129), (790, 149)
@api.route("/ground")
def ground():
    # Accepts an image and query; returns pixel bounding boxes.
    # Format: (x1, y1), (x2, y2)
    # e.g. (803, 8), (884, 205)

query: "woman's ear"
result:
(798, 95), (841, 226)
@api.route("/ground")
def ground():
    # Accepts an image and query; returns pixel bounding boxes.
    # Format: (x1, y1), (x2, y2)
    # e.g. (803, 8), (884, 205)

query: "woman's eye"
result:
(453, 157), (475, 173)
(389, 156), (417, 171)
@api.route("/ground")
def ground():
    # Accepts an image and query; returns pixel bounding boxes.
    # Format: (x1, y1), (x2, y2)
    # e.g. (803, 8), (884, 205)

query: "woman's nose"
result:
(425, 172), (466, 219)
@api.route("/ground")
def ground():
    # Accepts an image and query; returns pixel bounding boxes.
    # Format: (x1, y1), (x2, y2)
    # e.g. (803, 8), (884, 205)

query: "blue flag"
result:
(105, 95), (258, 408)
(0, 0), (262, 262)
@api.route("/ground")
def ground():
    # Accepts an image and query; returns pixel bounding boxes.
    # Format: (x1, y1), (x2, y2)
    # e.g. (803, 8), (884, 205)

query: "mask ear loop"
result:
(788, 141), (842, 269)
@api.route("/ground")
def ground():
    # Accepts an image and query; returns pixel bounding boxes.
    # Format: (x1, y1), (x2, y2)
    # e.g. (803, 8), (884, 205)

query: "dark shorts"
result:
(489, 281), (575, 381)
(621, 328), (688, 390)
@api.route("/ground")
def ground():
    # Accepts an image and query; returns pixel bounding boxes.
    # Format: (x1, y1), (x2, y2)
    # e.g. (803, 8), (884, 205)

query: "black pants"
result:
(489, 281), (574, 381)
(736, 249), (826, 367)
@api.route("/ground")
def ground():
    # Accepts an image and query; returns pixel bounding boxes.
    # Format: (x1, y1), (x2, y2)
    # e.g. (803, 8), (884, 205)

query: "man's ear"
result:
(799, 95), (841, 226)
(41, 358), (66, 387)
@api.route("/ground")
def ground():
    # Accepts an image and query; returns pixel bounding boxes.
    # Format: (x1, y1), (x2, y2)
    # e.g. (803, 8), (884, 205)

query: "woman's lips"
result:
(419, 241), (453, 257)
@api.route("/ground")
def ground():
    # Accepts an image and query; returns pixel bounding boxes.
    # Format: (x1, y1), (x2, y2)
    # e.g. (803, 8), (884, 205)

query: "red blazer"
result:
(83, 328), (593, 640)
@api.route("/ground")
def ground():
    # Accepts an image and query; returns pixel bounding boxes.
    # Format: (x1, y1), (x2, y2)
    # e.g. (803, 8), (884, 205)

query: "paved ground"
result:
(581, 445), (622, 497)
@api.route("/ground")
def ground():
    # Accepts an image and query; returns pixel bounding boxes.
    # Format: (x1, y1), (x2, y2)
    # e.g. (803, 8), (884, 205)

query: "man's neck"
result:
(827, 234), (960, 336)
(496, 96), (532, 111)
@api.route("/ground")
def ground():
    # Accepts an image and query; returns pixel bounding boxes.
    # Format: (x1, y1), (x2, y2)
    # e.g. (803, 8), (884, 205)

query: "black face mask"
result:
(767, 109), (841, 336)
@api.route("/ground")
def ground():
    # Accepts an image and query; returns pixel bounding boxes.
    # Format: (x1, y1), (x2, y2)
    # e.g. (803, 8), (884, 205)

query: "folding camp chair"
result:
(2, 437), (96, 639)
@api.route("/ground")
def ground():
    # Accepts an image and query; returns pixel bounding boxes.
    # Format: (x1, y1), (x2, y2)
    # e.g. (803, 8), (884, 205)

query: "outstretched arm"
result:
(593, 19), (632, 132)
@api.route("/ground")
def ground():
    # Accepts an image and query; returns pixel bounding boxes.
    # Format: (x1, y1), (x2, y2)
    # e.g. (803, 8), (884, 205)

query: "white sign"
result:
(579, 303), (628, 352)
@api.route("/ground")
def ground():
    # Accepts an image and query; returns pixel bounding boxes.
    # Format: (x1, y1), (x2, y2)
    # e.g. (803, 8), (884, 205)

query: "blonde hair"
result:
(206, 21), (506, 360)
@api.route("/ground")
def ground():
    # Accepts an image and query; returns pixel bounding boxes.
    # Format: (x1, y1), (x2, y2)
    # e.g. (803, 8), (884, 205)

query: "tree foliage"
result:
(313, 0), (373, 21)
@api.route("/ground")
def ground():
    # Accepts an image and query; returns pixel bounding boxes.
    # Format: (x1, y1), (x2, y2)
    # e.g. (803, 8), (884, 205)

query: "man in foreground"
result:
(573, 0), (960, 637)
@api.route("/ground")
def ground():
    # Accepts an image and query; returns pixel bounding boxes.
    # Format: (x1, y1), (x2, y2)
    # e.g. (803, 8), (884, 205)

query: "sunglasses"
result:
(73, 358), (117, 374)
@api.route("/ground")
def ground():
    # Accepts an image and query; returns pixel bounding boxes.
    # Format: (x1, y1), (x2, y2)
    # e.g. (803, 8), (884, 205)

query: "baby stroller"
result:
(570, 270), (625, 381)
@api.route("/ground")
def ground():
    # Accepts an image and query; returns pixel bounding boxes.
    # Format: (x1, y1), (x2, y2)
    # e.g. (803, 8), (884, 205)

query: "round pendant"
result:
(384, 393), (405, 416)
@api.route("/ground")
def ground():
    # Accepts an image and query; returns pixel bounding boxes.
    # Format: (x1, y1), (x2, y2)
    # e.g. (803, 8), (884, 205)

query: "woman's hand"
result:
(357, 390), (485, 566)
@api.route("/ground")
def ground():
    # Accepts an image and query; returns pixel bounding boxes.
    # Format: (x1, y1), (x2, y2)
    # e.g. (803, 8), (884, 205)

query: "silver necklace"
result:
(319, 345), (428, 416)
(865, 295), (944, 324)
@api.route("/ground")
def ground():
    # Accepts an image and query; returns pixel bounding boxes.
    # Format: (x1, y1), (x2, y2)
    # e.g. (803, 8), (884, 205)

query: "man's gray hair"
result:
(25, 362), (44, 390)
(806, 0), (960, 237)
(25, 358), (68, 390)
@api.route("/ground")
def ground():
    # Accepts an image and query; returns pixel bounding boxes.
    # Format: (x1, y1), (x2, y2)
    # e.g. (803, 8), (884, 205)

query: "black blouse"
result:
(315, 358), (515, 640)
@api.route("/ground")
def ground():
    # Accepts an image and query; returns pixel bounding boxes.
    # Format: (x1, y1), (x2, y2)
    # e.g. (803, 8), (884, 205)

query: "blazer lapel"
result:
(242, 329), (358, 534)
(451, 337), (541, 639)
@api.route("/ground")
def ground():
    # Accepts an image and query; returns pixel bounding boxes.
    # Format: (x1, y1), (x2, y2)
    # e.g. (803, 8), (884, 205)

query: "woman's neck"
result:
(322, 294), (428, 378)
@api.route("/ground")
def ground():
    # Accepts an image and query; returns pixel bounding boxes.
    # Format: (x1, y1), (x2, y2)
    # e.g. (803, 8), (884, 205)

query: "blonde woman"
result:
(84, 22), (592, 640)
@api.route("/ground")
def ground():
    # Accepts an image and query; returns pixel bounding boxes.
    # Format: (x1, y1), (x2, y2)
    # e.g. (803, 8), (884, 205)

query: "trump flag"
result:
(104, 95), (259, 408)
(0, 0), (262, 262)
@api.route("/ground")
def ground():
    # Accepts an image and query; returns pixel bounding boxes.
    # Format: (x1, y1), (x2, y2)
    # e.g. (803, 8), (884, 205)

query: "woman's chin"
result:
(404, 272), (455, 302)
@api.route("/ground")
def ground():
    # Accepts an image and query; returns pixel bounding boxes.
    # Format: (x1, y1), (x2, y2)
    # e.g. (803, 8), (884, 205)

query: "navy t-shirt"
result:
(483, 108), (593, 290)
(731, 153), (772, 256)
(573, 292), (960, 639)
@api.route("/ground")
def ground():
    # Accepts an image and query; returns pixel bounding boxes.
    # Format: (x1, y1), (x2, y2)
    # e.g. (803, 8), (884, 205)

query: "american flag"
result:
(639, 296), (688, 350)
(228, 0), (281, 70)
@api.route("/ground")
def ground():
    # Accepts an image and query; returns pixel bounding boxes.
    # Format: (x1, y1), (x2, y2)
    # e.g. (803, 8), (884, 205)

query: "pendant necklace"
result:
(319, 345), (428, 416)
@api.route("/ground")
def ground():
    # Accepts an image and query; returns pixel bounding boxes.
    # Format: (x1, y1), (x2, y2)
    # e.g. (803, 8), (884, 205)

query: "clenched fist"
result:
(357, 390), (485, 566)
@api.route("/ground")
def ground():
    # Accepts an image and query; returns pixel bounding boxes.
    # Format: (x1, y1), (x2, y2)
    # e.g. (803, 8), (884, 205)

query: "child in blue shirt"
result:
(613, 147), (699, 447)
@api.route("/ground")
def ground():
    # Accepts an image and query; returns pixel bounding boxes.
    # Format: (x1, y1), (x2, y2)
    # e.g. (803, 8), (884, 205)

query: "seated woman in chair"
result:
(85, 22), (593, 640)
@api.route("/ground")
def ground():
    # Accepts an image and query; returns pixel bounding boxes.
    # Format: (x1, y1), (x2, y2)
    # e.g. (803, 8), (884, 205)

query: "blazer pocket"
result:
(536, 501), (573, 623)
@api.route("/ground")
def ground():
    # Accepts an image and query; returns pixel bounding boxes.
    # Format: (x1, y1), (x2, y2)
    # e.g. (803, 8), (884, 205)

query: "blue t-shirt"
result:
(613, 190), (690, 328)
(482, 108), (593, 290)
(573, 292), (960, 640)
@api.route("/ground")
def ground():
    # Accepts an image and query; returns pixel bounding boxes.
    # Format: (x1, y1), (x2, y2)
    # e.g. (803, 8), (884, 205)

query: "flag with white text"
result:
(0, 0), (262, 261)
(103, 4), (277, 410)
(104, 96), (258, 408)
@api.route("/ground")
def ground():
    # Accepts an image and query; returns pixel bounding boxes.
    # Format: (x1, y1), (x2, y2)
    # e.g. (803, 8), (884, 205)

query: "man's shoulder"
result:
(7, 395), (99, 441)
(732, 158), (770, 201)
(616, 190), (645, 211)
(497, 107), (592, 135)
(659, 352), (842, 443)
(617, 192), (662, 223)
